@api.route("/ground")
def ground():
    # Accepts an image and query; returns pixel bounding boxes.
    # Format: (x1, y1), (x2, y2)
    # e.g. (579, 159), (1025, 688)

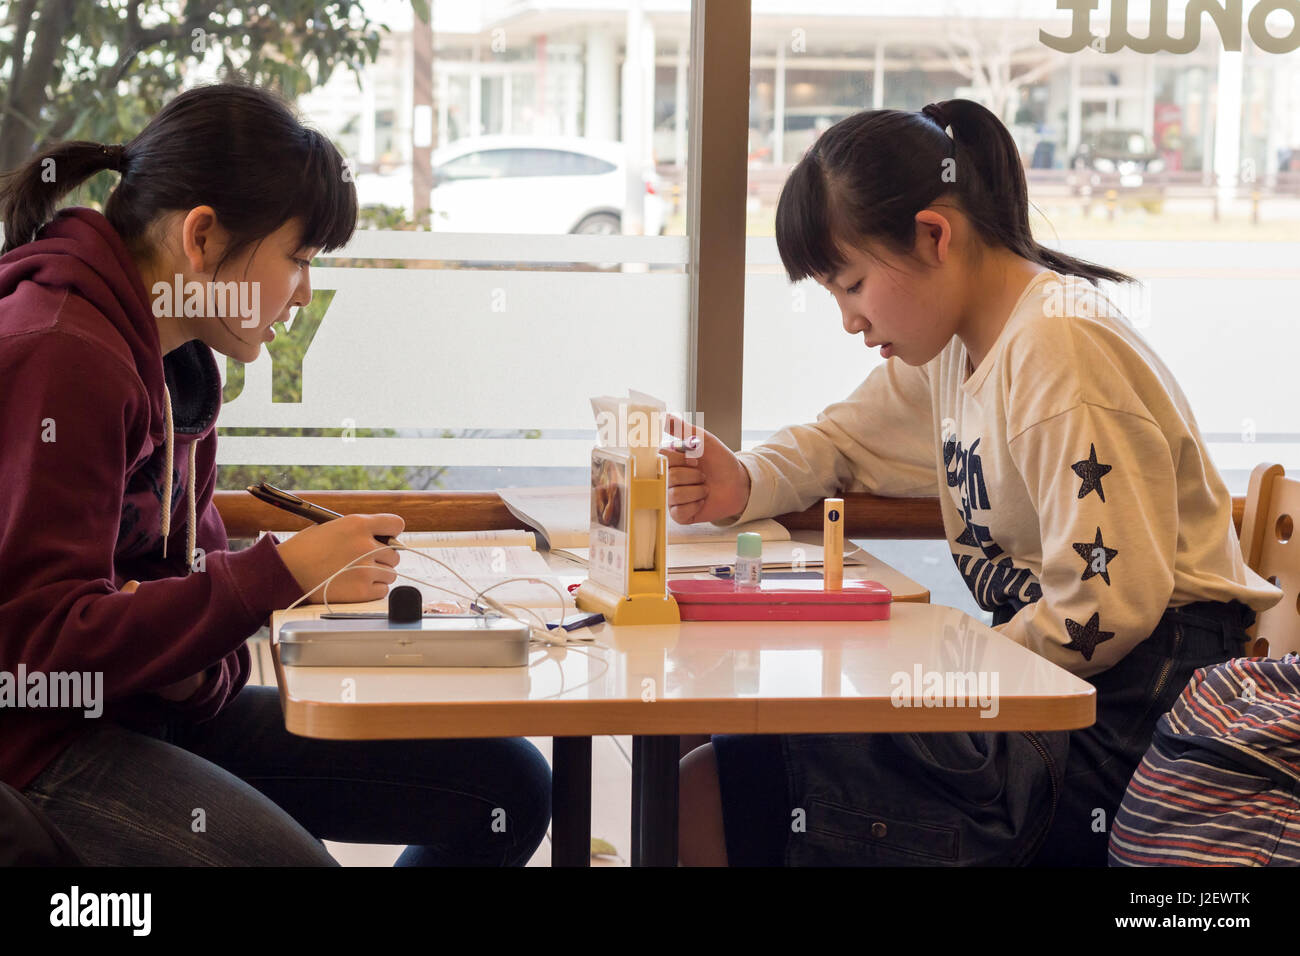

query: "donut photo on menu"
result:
(591, 456), (626, 530)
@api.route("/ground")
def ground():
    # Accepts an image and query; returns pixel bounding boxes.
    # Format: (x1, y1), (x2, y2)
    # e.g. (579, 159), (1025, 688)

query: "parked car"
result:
(429, 136), (666, 235)
(1068, 129), (1167, 210)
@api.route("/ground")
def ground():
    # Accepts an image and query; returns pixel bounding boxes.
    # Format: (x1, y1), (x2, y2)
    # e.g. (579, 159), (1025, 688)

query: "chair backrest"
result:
(1239, 462), (1300, 657)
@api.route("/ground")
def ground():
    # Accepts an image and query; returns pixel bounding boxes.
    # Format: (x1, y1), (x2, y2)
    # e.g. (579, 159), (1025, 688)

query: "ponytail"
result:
(928, 98), (1131, 284)
(776, 98), (1132, 286)
(0, 141), (125, 255)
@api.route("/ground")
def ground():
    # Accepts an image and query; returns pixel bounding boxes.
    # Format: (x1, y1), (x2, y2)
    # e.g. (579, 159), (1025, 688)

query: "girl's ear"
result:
(913, 208), (952, 267)
(180, 205), (226, 274)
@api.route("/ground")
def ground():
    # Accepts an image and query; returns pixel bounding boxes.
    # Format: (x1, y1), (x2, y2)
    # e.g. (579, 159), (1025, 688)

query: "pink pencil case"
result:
(667, 578), (892, 621)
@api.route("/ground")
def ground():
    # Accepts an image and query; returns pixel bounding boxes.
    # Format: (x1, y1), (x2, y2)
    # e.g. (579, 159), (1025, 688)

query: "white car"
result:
(429, 136), (666, 235)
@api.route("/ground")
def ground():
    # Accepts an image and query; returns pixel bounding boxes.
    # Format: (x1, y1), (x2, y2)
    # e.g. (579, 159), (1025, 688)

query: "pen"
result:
(246, 481), (397, 546)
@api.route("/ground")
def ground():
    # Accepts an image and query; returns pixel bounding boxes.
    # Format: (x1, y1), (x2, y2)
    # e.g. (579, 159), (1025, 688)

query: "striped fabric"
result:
(1109, 656), (1300, 866)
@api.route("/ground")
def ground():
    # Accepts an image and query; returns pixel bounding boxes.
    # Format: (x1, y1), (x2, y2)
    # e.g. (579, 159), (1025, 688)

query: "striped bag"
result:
(1108, 655), (1300, 866)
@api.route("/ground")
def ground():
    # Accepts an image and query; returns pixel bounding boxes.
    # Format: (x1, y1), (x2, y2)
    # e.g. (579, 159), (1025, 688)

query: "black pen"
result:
(246, 482), (397, 545)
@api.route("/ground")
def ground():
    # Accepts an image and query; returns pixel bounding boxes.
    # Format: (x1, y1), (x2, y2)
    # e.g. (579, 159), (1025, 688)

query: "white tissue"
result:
(590, 389), (667, 571)
(591, 390), (665, 479)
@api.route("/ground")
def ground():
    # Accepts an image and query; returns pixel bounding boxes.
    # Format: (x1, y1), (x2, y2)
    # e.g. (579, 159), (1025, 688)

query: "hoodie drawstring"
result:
(160, 383), (198, 569)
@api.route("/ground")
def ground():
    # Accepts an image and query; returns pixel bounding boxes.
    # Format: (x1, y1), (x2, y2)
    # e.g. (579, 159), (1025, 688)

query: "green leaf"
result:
(590, 837), (621, 860)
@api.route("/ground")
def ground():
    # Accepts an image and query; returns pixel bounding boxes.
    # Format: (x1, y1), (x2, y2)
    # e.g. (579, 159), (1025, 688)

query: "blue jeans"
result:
(711, 599), (1254, 866)
(21, 684), (551, 866)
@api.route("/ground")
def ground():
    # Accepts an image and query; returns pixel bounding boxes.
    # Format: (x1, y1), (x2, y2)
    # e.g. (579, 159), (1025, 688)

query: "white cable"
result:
(279, 537), (598, 655)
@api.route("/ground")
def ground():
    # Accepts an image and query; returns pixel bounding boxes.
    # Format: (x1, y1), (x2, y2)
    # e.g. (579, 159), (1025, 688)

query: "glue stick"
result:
(735, 532), (762, 589)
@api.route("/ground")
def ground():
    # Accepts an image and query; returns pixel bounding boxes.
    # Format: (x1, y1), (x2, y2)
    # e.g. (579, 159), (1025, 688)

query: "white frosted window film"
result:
(216, 231), (690, 468)
(743, 237), (1300, 476)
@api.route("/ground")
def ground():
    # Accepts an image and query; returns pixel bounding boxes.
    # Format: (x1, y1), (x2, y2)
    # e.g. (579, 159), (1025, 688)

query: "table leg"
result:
(550, 736), (592, 867)
(631, 735), (679, 867)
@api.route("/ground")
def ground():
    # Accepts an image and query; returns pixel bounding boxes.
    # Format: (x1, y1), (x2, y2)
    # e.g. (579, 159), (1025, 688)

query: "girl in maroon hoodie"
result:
(0, 82), (550, 865)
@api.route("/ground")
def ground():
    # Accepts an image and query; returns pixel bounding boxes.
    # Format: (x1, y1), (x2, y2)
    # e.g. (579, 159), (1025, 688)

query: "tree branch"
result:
(0, 0), (75, 169)
(2, 0), (39, 111)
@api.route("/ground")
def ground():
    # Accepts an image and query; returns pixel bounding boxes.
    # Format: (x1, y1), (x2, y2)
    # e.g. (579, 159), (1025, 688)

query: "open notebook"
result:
(495, 485), (847, 571)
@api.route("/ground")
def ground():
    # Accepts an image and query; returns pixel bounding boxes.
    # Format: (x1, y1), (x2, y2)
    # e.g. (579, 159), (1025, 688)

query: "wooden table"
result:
(270, 540), (1093, 865)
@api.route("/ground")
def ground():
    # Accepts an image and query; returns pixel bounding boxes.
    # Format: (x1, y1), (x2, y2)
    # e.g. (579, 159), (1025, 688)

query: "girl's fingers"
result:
(661, 448), (699, 468)
(668, 502), (700, 524)
(664, 438), (701, 458)
(668, 464), (705, 486)
(668, 483), (707, 507)
(664, 414), (703, 448)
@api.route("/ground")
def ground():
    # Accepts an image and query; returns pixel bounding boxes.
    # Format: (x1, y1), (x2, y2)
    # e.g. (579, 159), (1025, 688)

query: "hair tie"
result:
(101, 144), (126, 172)
(921, 103), (949, 131)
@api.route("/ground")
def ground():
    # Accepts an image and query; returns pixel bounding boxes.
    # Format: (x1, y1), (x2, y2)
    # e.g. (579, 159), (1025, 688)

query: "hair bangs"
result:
(288, 128), (358, 254)
(774, 155), (847, 285)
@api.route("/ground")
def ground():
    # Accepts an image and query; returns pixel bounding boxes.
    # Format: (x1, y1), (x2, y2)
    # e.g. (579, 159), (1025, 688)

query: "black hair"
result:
(775, 98), (1131, 286)
(0, 81), (357, 273)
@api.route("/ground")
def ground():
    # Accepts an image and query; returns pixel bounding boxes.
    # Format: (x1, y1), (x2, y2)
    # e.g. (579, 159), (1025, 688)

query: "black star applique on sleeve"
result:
(1005, 400), (1179, 677)
(1072, 527), (1118, 585)
(1071, 442), (1112, 502)
(1063, 612), (1115, 661)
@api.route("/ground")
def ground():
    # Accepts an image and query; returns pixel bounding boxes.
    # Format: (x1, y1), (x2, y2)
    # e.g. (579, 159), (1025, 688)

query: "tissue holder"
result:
(574, 446), (680, 626)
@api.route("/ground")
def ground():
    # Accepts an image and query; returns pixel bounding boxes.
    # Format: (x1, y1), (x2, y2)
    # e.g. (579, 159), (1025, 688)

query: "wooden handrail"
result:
(214, 489), (1247, 542)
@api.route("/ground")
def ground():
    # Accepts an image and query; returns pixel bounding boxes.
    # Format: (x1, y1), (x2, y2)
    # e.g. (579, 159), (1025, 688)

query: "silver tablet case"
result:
(278, 615), (530, 667)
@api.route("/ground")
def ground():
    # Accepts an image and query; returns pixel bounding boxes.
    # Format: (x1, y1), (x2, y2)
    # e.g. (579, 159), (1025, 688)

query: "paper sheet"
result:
(265, 533), (569, 612)
(395, 544), (571, 612)
(398, 529), (537, 549)
(264, 528), (536, 549)
(496, 485), (791, 551)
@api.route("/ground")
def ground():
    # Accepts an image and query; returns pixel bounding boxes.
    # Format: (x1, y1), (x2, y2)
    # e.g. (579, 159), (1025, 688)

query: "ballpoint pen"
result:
(245, 481), (397, 546)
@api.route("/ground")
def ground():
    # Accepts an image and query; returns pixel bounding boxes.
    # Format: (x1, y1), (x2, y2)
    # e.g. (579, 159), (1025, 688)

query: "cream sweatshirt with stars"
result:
(715, 270), (1281, 678)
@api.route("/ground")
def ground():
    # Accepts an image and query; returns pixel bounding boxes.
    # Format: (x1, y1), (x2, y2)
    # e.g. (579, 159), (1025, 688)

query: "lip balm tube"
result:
(734, 532), (763, 589)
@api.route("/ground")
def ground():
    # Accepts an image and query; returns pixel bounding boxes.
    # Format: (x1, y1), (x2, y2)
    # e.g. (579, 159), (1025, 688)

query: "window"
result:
(438, 149), (513, 180)
(738, 1), (1300, 618)
(218, 1), (691, 493)
(505, 149), (617, 177)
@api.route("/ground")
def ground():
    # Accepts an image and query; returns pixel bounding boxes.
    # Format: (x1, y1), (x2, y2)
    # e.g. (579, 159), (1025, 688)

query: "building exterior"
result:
(296, 0), (1300, 213)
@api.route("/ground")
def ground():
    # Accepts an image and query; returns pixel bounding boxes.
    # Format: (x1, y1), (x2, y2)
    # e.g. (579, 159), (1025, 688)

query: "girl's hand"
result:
(120, 579), (208, 702)
(661, 413), (752, 525)
(275, 513), (405, 604)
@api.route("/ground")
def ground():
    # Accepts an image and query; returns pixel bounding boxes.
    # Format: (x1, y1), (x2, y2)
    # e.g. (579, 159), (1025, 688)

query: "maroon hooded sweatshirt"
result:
(0, 207), (306, 790)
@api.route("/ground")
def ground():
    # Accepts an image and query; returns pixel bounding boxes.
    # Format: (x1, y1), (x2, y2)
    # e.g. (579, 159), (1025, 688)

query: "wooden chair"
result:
(1239, 463), (1300, 658)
